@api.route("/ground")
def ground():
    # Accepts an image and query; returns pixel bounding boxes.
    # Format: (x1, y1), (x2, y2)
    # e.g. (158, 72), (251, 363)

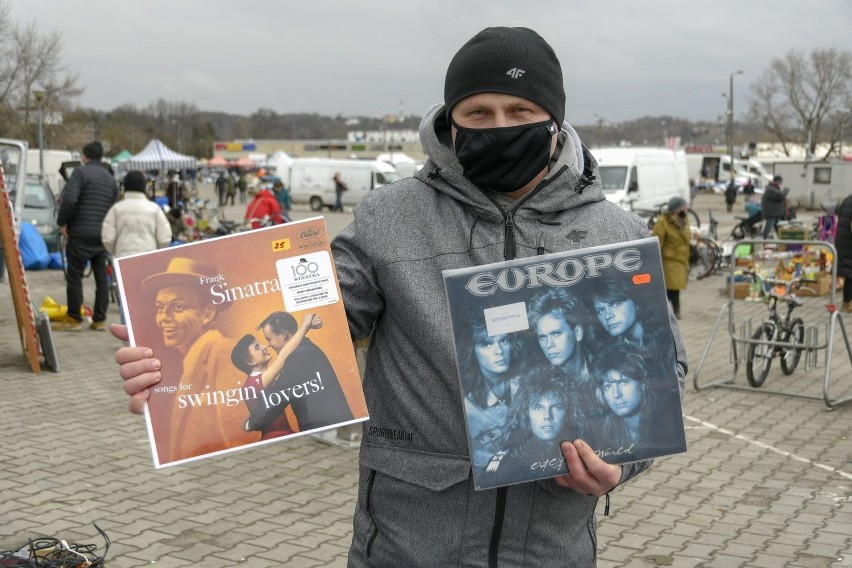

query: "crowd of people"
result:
(36, 141), (295, 332)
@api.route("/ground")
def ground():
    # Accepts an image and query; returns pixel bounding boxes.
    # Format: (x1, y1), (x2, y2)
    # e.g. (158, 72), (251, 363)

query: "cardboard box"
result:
(723, 282), (750, 299)
(797, 274), (832, 297)
(778, 227), (807, 251)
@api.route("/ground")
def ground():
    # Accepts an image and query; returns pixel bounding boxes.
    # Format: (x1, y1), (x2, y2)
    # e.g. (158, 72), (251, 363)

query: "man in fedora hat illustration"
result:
(141, 257), (254, 464)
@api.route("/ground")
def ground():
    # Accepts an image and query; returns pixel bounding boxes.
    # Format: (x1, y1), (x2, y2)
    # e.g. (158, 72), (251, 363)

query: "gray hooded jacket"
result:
(333, 105), (687, 567)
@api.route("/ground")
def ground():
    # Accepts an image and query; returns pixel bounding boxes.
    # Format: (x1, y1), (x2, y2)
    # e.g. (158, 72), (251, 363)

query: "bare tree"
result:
(748, 48), (852, 160)
(0, 5), (82, 145)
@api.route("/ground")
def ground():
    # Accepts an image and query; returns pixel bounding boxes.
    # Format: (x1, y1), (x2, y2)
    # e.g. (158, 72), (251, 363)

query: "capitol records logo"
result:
(298, 225), (326, 242)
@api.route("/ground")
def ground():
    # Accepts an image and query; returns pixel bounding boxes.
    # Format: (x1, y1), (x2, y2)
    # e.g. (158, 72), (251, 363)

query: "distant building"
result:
(213, 130), (426, 163)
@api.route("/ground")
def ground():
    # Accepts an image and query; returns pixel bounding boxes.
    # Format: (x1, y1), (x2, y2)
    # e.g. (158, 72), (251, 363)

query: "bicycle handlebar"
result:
(742, 271), (802, 298)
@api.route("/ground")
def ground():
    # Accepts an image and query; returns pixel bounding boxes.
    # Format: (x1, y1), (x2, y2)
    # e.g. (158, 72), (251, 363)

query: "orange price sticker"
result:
(271, 238), (291, 252)
(632, 273), (651, 285)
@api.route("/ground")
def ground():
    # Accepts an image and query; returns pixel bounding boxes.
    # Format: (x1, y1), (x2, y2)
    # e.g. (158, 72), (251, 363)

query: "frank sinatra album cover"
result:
(114, 217), (368, 468)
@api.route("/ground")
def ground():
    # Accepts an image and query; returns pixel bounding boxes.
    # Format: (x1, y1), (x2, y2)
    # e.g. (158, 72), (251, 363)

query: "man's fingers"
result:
(115, 346), (155, 366)
(129, 391), (150, 415)
(559, 440), (620, 496)
(573, 439), (622, 489)
(109, 323), (129, 342)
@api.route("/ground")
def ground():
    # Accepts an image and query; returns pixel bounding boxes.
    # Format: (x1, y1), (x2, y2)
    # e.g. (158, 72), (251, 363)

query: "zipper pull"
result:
(503, 213), (515, 260)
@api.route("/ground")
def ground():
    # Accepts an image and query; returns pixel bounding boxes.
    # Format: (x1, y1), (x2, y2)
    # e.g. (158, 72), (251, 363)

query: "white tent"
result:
(121, 139), (197, 171)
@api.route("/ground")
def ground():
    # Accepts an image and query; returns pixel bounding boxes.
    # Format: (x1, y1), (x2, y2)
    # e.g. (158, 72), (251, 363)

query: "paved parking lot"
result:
(1, 192), (850, 567)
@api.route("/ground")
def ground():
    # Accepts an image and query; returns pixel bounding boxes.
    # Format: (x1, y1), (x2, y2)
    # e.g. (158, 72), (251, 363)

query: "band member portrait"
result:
(482, 368), (584, 486)
(230, 313), (322, 441)
(527, 288), (590, 384)
(459, 312), (527, 472)
(590, 343), (675, 461)
(589, 274), (678, 378)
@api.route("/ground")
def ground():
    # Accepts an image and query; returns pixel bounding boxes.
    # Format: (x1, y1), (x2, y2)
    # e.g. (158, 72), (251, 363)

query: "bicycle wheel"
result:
(779, 317), (805, 375)
(746, 324), (773, 388)
(730, 223), (746, 240)
(686, 208), (701, 229)
(689, 238), (717, 280)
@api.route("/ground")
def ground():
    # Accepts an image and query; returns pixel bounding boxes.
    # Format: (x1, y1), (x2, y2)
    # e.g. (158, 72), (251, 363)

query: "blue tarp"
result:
(19, 223), (50, 270)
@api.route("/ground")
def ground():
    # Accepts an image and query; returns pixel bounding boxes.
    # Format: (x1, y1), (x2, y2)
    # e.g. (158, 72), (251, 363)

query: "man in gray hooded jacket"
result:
(113, 27), (686, 567)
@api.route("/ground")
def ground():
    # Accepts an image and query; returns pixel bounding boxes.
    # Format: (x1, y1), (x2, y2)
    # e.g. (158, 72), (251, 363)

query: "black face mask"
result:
(452, 118), (556, 193)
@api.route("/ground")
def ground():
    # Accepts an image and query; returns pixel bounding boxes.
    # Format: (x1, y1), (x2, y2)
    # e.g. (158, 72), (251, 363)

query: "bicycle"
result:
(730, 211), (763, 240)
(743, 273), (806, 387)
(689, 232), (721, 280)
(689, 210), (727, 280)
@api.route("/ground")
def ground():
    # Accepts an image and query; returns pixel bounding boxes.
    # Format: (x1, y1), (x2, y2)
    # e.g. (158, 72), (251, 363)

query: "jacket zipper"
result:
(481, 165), (570, 567)
(481, 165), (569, 261)
(365, 469), (378, 557)
(488, 487), (508, 568)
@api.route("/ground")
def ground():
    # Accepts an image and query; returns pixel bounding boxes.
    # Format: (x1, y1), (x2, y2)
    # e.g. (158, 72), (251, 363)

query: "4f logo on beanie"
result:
(506, 68), (525, 79)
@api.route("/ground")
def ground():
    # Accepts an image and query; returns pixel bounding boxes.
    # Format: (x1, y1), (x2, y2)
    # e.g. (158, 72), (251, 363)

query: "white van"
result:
(26, 149), (79, 196)
(287, 158), (400, 211)
(592, 148), (690, 213)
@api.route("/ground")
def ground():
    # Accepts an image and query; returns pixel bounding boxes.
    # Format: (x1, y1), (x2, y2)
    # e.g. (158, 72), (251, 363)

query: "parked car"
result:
(11, 176), (60, 251)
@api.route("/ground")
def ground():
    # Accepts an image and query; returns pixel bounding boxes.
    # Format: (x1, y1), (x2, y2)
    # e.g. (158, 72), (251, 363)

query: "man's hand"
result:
(110, 324), (161, 415)
(59, 225), (68, 237)
(555, 439), (621, 496)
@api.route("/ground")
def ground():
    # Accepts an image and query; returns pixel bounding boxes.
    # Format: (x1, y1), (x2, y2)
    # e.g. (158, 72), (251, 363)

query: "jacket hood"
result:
(414, 103), (606, 220)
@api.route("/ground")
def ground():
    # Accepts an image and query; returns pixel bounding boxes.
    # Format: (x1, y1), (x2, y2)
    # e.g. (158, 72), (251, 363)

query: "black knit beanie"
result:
(123, 170), (147, 192)
(444, 27), (565, 125)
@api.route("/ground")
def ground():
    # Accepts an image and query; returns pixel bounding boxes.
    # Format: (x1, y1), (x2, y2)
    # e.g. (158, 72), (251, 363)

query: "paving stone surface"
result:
(1, 193), (850, 567)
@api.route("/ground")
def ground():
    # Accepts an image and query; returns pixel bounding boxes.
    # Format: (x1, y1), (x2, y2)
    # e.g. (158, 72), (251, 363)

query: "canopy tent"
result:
(120, 139), (197, 171)
(110, 150), (133, 164)
(207, 155), (230, 167)
(233, 156), (255, 168)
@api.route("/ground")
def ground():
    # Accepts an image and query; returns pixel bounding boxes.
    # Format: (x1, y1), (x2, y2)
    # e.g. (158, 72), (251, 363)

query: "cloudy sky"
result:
(9, 0), (852, 126)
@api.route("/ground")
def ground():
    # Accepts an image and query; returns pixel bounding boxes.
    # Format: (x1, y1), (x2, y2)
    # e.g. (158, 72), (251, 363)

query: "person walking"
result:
(215, 171), (228, 206)
(331, 172), (347, 212)
(653, 196), (691, 319)
(166, 171), (182, 210)
(111, 27), (686, 566)
(54, 141), (119, 331)
(761, 175), (789, 239)
(225, 172), (236, 206)
(835, 193), (852, 312)
(724, 180), (737, 213)
(236, 172), (248, 205)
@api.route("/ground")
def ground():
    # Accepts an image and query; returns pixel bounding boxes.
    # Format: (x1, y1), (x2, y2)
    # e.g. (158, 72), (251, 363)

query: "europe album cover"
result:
(443, 237), (686, 490)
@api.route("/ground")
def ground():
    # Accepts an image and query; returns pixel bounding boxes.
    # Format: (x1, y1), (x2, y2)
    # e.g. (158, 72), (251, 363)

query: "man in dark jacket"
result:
(761, 175), (789, 238)
(724, 180), (737, 212)
(55, 141), (119, 331)
(215, 172), (228, 206)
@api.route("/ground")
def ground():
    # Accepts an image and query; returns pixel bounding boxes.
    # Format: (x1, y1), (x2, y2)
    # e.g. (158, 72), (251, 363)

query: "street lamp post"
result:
(32, 89), (47, 181)
(727, 70), (744, 183)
